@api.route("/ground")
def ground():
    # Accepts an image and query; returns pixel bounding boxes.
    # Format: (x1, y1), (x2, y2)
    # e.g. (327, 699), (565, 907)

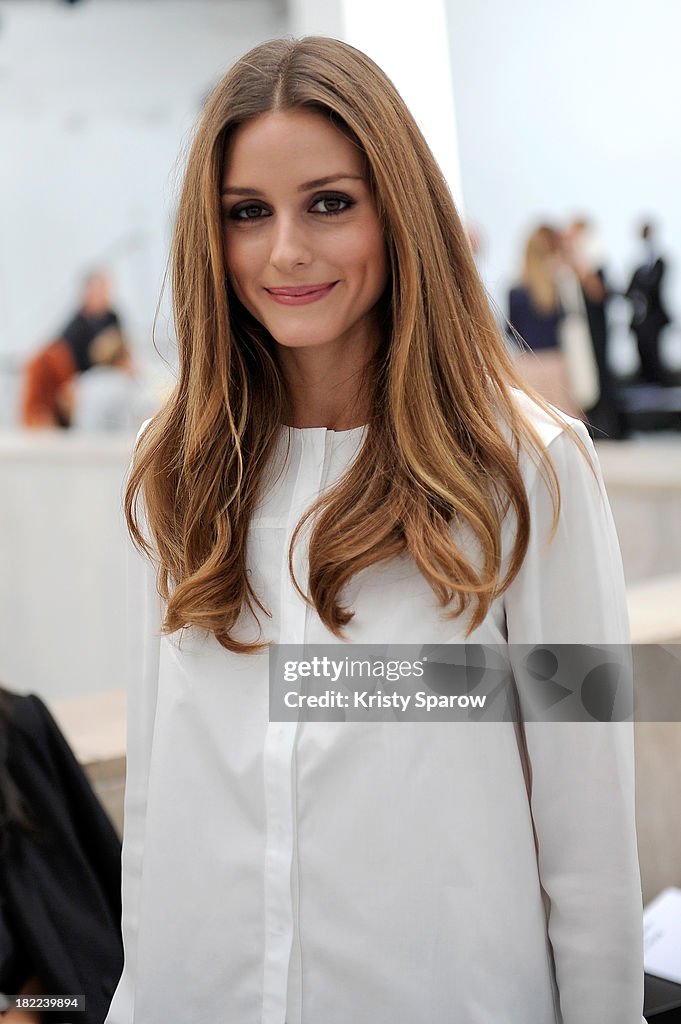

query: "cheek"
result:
(360, 230), (389, 295)
(337, 226), (388, 292)
(223, 234), (260, 296)
(373, 240), (390, 290)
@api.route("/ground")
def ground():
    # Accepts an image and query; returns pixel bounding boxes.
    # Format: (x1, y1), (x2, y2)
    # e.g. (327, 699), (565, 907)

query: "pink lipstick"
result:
(265, 282), (338, 305)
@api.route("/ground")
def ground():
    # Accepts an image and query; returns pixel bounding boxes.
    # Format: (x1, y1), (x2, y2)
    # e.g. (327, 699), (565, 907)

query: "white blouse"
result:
(105, 394), (644, 1024)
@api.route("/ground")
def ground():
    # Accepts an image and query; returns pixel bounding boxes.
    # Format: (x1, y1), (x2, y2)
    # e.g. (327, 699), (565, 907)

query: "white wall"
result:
(290, 0), (463, 209)
(446, 0), (681, 361)
(0, 431), (133, 699)
(0, 0), (287, 421)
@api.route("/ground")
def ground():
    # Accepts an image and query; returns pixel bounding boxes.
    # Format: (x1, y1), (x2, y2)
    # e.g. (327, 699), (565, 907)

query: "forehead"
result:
(222, 109), (365, 183)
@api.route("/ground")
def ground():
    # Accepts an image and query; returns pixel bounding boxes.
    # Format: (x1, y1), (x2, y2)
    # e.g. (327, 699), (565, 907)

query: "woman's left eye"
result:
(310, 195), (353, 216)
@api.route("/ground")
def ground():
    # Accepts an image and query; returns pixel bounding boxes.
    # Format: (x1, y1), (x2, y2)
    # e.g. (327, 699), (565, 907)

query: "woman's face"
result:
(221, 108), (388, 355)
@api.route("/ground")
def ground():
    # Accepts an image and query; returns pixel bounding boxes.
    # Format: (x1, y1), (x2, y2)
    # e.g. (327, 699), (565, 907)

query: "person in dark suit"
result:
(0, 687), (123, 1023)
(626, 223), (671, 385)
(60, 272), (121, 376)
(564, 219), (628, 438)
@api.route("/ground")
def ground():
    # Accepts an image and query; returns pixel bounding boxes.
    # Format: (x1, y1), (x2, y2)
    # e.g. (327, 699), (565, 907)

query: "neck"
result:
(277, 329), (379, 430)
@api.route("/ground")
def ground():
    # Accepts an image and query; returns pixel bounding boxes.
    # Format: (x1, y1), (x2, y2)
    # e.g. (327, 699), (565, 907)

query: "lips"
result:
(265, 282), (337, 296)
(264, 281), (338, 306)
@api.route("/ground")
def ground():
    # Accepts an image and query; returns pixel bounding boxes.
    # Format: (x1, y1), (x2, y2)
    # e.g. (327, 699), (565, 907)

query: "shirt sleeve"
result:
(105, 434), (163, 1024)
(503, 419), (645, 1024)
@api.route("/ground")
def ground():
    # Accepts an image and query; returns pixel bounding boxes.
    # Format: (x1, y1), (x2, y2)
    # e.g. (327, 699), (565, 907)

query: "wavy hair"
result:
(125, 36), (573, 654)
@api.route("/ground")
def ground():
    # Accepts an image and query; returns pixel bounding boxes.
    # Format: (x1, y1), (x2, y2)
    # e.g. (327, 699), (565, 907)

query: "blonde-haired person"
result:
(106, 37), (644, 1024)
(508, 224), (587, 418)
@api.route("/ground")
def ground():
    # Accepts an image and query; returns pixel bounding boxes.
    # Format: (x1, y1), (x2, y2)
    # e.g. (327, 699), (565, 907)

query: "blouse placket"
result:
(261, 429), (329, 1024)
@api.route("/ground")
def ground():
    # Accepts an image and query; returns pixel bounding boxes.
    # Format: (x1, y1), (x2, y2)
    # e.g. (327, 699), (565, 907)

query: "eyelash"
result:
(228, 193), (355, 222)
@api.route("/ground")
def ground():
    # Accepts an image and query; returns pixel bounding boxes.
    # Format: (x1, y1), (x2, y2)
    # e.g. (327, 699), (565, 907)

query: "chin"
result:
(273, 336), (335, 350)
(267, 327), (337, 350)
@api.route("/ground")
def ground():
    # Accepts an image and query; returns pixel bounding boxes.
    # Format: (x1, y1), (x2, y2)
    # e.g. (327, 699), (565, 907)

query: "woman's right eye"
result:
(231, 203), (269, 221)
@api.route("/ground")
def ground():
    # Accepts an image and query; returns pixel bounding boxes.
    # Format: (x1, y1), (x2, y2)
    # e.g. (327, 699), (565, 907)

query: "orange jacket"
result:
(21, 340), (76, 428)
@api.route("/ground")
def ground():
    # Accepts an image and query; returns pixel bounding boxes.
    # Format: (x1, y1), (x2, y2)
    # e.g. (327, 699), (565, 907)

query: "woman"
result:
(106, 37), (644, 1024)
(508, 224), (590, 418)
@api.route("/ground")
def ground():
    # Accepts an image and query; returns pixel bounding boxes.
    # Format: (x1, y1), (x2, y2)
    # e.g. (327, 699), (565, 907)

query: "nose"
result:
(268, 214), (312, 273)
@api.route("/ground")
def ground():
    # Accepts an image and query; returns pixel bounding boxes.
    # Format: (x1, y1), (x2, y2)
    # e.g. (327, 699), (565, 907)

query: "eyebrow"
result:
(220, 173), (365, 198)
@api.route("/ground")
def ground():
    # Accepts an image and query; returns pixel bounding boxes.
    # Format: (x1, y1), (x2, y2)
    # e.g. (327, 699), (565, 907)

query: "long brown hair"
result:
(126, 36), (570, 654)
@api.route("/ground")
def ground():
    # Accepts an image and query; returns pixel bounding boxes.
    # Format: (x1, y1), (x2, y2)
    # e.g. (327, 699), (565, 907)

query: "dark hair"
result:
(0, 688), (41, 853)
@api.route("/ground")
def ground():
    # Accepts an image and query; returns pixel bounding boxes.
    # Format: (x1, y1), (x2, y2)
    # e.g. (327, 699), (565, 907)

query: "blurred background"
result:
(1, 0), (681, 913)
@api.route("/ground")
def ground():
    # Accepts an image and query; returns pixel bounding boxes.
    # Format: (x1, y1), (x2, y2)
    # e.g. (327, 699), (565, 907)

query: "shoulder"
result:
(505, 386), (587, 450)
(2, 691), (53, 740)
(1, 692), (68, 773)
(136, 417), (154, 442)
(130, 416), (156, 468)
(502, 388), (597, 499)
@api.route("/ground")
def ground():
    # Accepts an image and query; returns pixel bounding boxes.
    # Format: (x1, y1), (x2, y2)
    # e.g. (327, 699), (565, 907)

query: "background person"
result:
(563, 218), (628, 438)
(625, 221), (672, 385)
(507, 224), (583, 417)
(20, 271), (122, 429)
(0, 686), (123, 1024)
(60, 272), (122, 377)
(19, 340), (76, 429)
